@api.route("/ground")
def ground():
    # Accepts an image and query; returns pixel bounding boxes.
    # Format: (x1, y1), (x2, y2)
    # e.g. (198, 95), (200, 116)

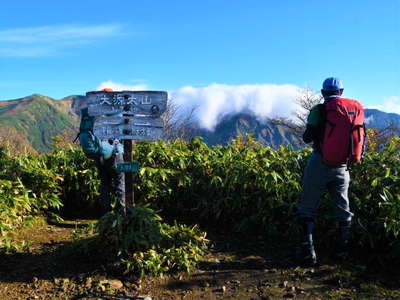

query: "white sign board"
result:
(86, 91), (167, 117)
(95, 116), (163, 128)
(93, 124), (164, 141)
(86, 90), (167, 141)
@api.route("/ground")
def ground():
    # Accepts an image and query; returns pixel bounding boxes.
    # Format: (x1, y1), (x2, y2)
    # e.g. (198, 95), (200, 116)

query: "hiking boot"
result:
(298, 241), (317, 266)
(333, 220), (351, 261)
(297, 218), (317, 266)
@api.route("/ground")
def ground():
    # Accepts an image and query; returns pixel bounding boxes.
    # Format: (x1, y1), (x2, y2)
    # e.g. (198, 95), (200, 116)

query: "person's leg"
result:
(111, 154), (126, 214)
(336, 219), (351, 259)
(96, 157), (112, 215)
(327, 168), (352, 259)
(298, 153), (326, 220)
(297, 152), (327, 265)
(297, 216), (317, 265)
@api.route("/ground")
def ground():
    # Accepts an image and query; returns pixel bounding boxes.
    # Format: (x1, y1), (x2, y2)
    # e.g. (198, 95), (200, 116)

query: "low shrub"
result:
(0, 150), (62, 212)
(45, 146), (99, 216)
(96, 206), (208, 277)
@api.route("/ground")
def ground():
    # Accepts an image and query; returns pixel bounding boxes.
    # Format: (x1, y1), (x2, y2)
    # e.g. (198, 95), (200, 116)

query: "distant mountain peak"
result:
(30, 93), (46, 97)
(0, 94), (79, 152)
(28, 93), (52, 100)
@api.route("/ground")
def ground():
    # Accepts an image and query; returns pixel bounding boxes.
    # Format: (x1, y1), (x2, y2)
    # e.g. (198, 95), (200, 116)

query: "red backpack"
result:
(320, 97), (366, 167)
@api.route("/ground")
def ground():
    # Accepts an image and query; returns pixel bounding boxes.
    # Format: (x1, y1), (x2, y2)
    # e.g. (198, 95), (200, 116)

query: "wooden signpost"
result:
(93, 124), (164, 140)
(86, 90), (168, 208)
(86, 91), (167, 117)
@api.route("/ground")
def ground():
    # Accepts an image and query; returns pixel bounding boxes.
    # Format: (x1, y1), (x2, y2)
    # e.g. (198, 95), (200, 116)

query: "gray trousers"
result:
(298, 152), (353, 222)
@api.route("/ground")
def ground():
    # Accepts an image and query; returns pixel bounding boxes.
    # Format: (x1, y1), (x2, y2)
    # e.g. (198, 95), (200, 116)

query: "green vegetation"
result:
(45, 145), (100, 215)
(130, 136), (400, 267)
(0, 147), (63, 251)
(96, 206), (208, 277)
(132, 136), (305, 236)
(0, 135), (399, 276)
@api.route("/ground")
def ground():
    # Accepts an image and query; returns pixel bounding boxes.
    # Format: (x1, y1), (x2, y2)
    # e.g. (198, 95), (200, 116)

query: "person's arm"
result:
(302, 105), (322, 144)
(303, 124), (318, 144)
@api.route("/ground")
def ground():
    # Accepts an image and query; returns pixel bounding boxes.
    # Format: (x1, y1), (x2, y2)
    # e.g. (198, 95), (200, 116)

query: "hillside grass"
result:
(0, 95), (77, 152)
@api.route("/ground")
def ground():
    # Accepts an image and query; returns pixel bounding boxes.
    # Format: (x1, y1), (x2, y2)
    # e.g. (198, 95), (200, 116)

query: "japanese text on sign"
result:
(86, 91), (167, 117)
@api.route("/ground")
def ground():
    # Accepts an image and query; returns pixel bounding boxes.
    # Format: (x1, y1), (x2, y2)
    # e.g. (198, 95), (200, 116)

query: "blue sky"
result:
(1, 0), (399, 122)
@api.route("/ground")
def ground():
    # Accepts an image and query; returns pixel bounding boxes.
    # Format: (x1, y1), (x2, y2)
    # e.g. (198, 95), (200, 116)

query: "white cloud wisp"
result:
(0, 24), (124, 57)
(85, 81), (308, 128)
(170, 83), (302, 130)
(93, 81), (306, 130)
(370, 96), (400, 115)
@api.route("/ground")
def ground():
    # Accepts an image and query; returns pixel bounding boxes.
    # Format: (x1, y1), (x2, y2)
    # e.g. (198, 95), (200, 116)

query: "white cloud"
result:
(93, 81), (304, 130)
(371, 96), (400, 115)
(96, 81), (149, 91)
(0, 24), (124, 57)
(169, 83), (302, 130)
(0, 24), (123, 43)
(0, 46), (55, 58)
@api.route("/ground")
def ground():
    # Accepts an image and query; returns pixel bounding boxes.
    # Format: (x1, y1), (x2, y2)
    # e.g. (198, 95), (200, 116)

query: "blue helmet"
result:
(322, 77), (344, 91)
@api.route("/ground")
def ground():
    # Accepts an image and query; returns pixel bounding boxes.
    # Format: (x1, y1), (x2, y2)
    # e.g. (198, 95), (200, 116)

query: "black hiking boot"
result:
(298, 241), (317, 266)
(297, 218), (317, 266)
(333, 220), (351, 261)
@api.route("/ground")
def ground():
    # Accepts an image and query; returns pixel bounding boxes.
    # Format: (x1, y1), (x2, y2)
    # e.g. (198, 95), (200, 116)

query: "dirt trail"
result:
(0, 219), (399, 300)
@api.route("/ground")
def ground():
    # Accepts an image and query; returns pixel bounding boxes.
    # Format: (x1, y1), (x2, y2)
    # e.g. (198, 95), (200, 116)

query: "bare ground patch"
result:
(1, 219), (399, 300)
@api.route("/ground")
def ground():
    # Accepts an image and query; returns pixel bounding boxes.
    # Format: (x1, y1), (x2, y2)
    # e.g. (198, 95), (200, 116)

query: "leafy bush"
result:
(0, 150), (62, 211)
(45, 146), (99, 216)
(0, 179), (33, 239)
(0, 149), (62, 252)
(131, 136), (307, 236)
(96, 206), (208, 277)
(349, 137), (400, 265)
(129, 136), (400, 267)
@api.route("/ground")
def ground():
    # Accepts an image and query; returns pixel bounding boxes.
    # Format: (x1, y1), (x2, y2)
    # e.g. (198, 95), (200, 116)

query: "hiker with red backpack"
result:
(297, 77), (366, 265)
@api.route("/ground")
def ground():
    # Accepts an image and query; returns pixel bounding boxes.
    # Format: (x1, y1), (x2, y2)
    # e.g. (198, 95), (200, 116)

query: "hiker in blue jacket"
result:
(297, 77), (362, 265)
(95, 88), (126, 215)
(77, 88), (126, 216)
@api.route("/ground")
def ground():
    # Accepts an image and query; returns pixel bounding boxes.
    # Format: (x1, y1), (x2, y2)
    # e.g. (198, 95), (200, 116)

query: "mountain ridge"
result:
(0, 94), (78, 152)
(0, 94), (399, 153)
(195, 112), (303, 148)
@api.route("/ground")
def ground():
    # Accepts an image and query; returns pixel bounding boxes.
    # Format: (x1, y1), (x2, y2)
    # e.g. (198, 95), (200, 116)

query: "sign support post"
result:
(123, 139), (134, 208)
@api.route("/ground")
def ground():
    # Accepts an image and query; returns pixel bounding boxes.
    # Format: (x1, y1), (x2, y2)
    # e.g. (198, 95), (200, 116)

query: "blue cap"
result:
(322, 77), (343, 91)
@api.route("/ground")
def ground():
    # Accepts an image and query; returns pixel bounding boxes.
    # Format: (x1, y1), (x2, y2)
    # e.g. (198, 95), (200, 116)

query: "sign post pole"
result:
(123, 139), (134, 208)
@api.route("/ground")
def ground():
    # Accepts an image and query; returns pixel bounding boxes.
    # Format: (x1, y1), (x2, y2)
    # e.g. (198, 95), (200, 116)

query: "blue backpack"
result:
(75, 108), (114, 159)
